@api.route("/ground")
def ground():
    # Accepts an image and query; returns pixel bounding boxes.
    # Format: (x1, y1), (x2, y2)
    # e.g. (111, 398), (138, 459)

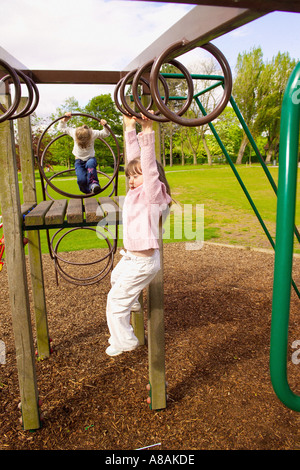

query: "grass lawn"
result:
(2, 163), (300, 254)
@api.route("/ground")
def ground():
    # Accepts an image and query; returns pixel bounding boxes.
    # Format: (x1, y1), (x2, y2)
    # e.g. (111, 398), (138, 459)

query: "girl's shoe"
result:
(131, 301), (141, 312)
(91, 183), (101, 195)
(105, 344), (139, 357)
(105, 346), (123, 356)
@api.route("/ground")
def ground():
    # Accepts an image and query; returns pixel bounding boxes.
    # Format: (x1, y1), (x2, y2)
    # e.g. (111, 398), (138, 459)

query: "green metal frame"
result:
(161, 72), (300, 296)
(161, 70), (300, 410)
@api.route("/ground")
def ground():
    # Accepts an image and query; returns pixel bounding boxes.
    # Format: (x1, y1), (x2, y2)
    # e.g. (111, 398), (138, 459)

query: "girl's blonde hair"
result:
(125, 157), (171, 200)
(75, 125), (93, 149)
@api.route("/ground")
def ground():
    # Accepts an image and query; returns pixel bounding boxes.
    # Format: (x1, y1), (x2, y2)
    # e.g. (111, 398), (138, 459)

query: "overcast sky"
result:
(1, 0), (300, 118)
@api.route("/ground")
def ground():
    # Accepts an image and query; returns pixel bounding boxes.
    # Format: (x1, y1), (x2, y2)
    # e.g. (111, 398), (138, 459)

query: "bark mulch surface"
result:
(1, 242), (300, 450)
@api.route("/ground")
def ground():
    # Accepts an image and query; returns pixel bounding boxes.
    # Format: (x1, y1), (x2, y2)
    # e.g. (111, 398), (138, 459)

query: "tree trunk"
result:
(236, 133), (248, 164)
(193, 149), (197, 165)
(185, 130), (198, 165)
(162, 129), (166, 166)
(169, 131), (173, 167)
(202, 134), (212, 165)
(265, 138), (277, 163)
(266, 149), (273, 163)
(181, 138), (184, 165)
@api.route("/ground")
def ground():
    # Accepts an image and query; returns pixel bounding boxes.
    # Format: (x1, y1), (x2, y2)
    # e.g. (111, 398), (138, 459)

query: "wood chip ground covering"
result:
(1, 242), (300, 450)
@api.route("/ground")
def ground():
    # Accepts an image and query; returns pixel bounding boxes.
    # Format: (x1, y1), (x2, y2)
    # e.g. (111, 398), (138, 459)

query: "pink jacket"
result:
(123, 130), (171, 251)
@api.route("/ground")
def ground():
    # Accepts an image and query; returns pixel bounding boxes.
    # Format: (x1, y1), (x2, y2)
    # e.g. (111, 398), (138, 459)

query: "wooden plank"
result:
(66, 198), (83, 224)
(124, 5), (268, 70)
(84, 197), (105, 223)
(98, 196), (119, 210)
(140, 0), (300, 13)
(147, 221), (166, 410)
(21, 203), (36, 217)
(29, 69), (122, 85)
(111, 195), (125, 210)
(147, 111), (167, 410)
(45, 199), (68, 225)
(24, 200), (53, 227)
(98, 196), (122, 225)
(147, 116), (166, 411)
(0, 94), (40, 430)
(0, 46), (28, 72)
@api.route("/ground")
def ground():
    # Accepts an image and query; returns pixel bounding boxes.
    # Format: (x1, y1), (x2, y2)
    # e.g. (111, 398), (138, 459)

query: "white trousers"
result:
(106, 249), (161, 351)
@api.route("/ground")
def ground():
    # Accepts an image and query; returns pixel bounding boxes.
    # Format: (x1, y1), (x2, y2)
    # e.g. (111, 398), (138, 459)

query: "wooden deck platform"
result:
(22, 196), (123, 230)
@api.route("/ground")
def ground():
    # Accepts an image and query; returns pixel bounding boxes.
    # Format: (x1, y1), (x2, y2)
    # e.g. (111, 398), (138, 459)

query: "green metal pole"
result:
(270, 62), (300, 411)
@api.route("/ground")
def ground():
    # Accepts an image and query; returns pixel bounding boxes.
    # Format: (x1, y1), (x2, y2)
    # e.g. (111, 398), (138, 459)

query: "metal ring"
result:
(0, 60), (21, 122)
(20, 75), (39, 118)
(36, 113), (120, 199)
(50, 226), (115, 285)
(114, 72), (155, 118)
(114, 68), (170, 120)
(0, 67), (39, 120)
(133, 57), (193, 122)
(114, 76), (134, 117)
(7, 70), (34, 119)
(121, 65), (169, 120)
(130, 60), (169, 122)
(150, 41), (232, 127)
(119, 70), (154, 118)
(45, 168), (116, 200)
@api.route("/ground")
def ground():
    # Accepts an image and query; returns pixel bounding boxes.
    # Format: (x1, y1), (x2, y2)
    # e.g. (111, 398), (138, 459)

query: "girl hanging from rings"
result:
(105, 111), (172, 356)
(58, 112), (109, 195)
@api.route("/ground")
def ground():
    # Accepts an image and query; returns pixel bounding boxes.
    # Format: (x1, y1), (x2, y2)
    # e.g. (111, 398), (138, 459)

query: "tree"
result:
(232, 46), (264, 164)
(255, 52), (297, 162)
(214, 107), (243, 160)
(51, 96), (81, 120)
(84, 94), (123, 137)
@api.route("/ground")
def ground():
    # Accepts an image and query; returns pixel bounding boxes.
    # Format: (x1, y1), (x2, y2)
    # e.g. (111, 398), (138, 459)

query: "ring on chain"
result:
(114, 72), (153, 117)
(150, 41), (232, 127)
(119, 66), (170, 120)
(0, 71), (31, 119)
(4, 70), (39, 119)
(0, 59), (21, 122)
(45, 168), (116, 201)
(36, 113), (120, 199)
(132, 57), (194, 122)
(17, 73), (39, 118)
(50, 226), (115, 286)
(0, 65), (39, 120)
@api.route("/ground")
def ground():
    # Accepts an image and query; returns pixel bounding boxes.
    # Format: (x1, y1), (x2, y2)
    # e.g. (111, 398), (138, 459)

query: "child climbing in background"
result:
(58, 112), (109, 194)
(105, 111), (172, 357)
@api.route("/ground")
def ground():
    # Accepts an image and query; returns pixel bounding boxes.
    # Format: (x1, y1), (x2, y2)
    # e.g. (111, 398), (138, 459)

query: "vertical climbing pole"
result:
(270, 62), (300, 411)
(0, 93), (40, 430)
(146, 109), (167, 411)
(17, 98), (50, 359)
(147, 223), (166, 410)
